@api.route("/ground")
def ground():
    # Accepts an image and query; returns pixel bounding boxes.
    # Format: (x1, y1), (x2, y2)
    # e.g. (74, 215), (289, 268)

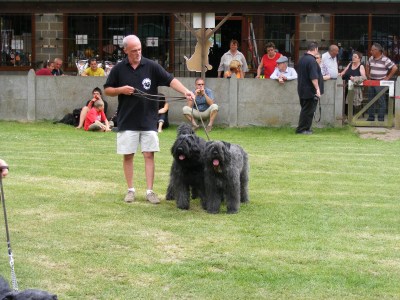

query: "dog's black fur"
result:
(0, 276), (57, 300)
(203, 140), (249, 214)
(166, 123), (207, 210)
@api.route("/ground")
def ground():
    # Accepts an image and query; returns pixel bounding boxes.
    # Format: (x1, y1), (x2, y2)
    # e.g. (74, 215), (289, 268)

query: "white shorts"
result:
(117, 130), (159, 154)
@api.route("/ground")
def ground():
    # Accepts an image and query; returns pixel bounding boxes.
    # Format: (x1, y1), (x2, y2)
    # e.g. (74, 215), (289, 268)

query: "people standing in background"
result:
(35, 60), (54, 76)
(321, 44), (339, 79)
(365, 42), (398, 121)
(217, 40), (248, 78)
(256, 42), (282, 79)
(339, 51), (367, 116)
(52, 58), (64, 76)
(270, 56), (297, 83)
(224, 59), (243, 78)
(295, 42), (323, 135)
(315, 53), (331, 81)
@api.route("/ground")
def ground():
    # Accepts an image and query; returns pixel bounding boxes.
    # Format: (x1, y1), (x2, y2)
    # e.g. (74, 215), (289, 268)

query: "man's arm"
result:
(385, 64), (398, 80)
(104, 85), (135, 97)
(286, 68), (298, 80)
(312, 79), (321, 97)
(169, 78), (195, 102)
(270, 69), (279, 80)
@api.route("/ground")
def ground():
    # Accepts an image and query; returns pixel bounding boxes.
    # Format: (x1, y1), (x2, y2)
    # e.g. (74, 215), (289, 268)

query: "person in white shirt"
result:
(321, 44), (339, 79)
(217, 39), (248, 78)
(270, 56), (297, 83)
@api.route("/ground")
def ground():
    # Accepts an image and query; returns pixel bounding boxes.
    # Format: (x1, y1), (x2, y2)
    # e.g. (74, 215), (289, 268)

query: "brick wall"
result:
(34, 14), (63, 67)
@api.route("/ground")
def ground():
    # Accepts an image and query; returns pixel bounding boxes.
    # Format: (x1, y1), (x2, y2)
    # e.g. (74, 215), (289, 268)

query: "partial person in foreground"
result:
(182, 77), (218, 133)
(104, 34), (195, 204)
(0, 159), (9, 178)
(296, 42), (323, 135)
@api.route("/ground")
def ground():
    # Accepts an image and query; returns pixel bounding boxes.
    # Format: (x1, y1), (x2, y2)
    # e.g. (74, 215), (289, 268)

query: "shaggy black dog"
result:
(0, 276), (57, 299)
(166, 123), (207, 210)
(203, 140), (249, 214)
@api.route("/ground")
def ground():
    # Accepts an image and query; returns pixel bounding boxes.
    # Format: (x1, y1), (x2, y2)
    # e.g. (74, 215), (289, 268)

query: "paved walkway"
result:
(356, 127), (400, 141)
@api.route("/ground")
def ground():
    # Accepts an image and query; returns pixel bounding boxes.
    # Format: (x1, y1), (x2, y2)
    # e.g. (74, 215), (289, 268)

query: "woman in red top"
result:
(256, 42), (282, 79)
(35, 60), (54, 76)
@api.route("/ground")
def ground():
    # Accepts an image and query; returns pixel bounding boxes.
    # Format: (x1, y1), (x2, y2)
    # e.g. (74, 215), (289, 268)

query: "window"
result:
(66, 15), (99, 68)
(0, 14), (32, 67)
(102, 15), (134, 61)
(334, 15), (368, 67)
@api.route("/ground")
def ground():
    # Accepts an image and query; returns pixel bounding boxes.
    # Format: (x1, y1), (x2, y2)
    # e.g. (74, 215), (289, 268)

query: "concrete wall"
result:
(0, 69), (344, 127)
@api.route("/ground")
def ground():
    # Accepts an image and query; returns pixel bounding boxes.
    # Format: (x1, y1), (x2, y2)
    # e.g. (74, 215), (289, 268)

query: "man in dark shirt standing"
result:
(296, 42), (322, 135)
(104, 35), (195, 204)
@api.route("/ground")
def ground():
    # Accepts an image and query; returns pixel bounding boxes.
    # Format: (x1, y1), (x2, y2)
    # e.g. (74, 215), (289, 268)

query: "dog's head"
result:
(204, 141), (231, 172)
(177, 123), (195, 136)
(171, 134), (205, 163)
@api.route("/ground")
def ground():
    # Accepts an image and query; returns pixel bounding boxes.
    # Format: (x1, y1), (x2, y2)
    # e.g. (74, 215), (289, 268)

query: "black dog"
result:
(203, 140), (249, 214)
(0, 276), (57, 299)
(166, 123), (207, 210)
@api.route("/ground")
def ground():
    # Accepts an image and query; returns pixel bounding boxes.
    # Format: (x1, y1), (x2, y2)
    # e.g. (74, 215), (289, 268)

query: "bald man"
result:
(321, 44), (339, 79)
(104, 35), (195, 205)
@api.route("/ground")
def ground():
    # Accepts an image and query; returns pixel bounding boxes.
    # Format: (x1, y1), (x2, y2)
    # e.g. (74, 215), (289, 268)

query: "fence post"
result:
(228, 76), (238, 127)
(334, 77), (344, 127)
(395, 78), (400, 129)
(27, 69), (36, 121)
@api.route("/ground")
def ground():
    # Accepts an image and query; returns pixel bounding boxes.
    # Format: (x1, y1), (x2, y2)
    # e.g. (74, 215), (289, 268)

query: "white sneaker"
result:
(146, 191), (160, 204)
(124, 191), (135, 203)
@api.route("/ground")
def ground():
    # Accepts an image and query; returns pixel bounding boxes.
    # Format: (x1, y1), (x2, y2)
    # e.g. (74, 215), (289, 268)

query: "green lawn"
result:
(0, 121), (399, 299)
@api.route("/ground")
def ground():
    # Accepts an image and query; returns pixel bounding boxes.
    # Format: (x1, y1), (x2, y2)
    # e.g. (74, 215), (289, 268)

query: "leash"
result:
(135, 88), (211, 140)
(313, 95), (321, 123)
(192, 99), (211, 141)
(0, 169), (19, 291)
(134, 89), (187, 102)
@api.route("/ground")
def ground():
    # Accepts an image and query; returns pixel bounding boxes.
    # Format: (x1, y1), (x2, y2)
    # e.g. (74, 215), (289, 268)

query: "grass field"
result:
(0, 121), (399, 299)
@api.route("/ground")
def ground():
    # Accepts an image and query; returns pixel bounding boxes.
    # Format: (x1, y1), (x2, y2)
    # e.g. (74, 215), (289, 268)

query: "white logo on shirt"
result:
(142, 78), (151, 90)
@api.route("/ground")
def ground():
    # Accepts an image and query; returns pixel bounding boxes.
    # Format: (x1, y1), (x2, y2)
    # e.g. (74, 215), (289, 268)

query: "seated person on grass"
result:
(84, 100), (111, 132)
(76, 87), (108, 129)
(157, 94), (169, 133)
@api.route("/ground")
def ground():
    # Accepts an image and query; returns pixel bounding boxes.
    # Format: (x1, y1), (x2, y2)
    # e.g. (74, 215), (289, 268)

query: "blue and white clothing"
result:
(191, 87), (215, 112)
(270, 66), (298, 80)
(322, 51), (338, 79)
(367, 55), (395, 80)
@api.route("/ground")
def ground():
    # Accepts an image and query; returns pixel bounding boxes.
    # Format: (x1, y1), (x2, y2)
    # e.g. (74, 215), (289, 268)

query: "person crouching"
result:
(84, 99), (111, 131)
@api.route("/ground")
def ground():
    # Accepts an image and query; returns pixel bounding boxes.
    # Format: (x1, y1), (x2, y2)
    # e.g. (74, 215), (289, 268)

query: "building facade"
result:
(1, 0), (400, 76)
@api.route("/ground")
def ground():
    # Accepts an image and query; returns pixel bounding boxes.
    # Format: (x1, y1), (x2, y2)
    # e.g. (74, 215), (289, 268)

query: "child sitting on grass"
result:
(84, 99), (111, 132)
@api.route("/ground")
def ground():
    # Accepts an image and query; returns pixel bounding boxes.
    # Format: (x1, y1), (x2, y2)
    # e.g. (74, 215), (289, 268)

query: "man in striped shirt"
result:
(365, 43), (398, 121)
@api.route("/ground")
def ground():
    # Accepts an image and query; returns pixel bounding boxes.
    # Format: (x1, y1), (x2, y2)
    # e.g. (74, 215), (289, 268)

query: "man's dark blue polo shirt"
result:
(104, 56), (174, 131)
